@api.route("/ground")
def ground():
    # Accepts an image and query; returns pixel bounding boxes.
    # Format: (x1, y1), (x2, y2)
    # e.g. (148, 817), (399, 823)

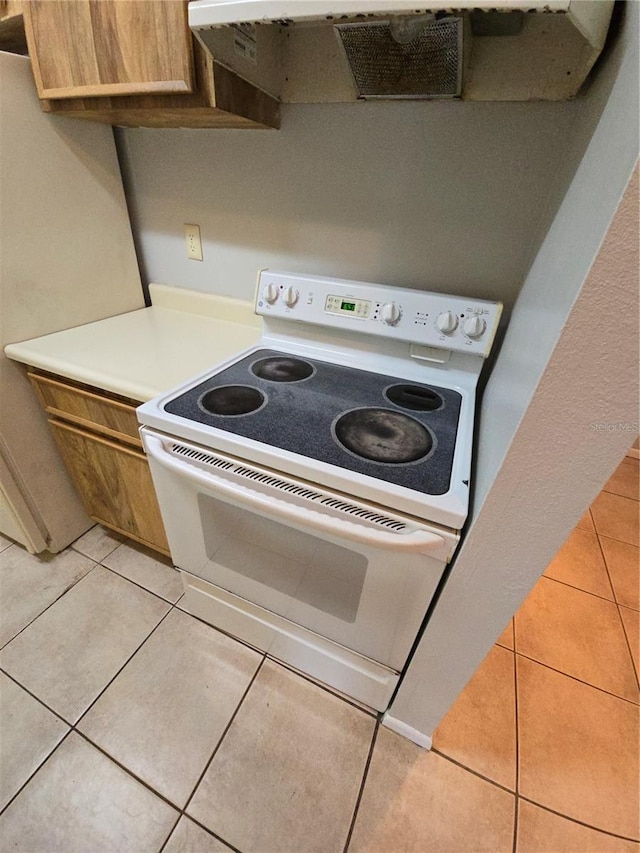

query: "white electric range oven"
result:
(137, 271), (502, 710)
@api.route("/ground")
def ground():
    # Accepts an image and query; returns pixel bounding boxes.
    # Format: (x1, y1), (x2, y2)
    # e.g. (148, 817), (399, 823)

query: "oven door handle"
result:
(144, 435), (445, 554)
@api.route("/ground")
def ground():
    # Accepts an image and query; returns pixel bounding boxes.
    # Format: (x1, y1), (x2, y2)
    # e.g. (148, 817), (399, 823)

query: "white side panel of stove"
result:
(255, 270), (502, 358)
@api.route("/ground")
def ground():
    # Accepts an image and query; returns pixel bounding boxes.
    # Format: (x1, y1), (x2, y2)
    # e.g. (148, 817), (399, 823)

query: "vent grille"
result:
(169, 442), (409, 533)
(171, 443), (234, 470)
(336, 18), (462, 99)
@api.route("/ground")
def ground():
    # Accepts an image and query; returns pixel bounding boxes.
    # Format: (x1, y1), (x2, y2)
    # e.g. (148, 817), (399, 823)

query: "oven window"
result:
(197, 495), (367, 623)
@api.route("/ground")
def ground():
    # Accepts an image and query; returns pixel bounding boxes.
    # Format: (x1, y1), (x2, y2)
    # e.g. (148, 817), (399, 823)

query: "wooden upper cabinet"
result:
(23, 0), (194, 100)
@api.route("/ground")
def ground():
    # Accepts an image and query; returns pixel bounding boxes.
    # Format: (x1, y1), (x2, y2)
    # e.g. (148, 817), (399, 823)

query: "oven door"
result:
(142, 429), (457, 684)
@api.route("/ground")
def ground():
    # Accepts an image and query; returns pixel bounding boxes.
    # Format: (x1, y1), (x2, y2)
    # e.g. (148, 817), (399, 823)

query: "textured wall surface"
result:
(118, 99), (577, 307)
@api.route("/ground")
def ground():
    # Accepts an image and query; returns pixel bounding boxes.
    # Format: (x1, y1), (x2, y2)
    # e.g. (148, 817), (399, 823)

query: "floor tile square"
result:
(590, 492), (639, 547)
(543, 528), (613, 600)
(433, 644), (517, 790)
(603, 458), (639, 501)
(0, 566), (169, 722)
(496, 619), (514, 650)
(71, 524), (124, 562)
(102, 540), (183, 602)
(515, 576), (638, 702)
(599, 536), (640, 610)
(0, 673), (69, 811)
(349, 728), (515, 853)
(164, 817), (234, 853)
(516, 800), (638, 852)
(188, 660), (375, 853)
(78, 608), (262, 807)
(0, 545), (95, 648)
(517, 656), (639, 839)
(0, 733), (177, 852)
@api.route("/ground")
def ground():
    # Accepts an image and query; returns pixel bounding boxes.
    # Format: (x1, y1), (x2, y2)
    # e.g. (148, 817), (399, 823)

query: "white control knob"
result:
(463, 315), (486, 339)
(263, 283), (279, 304)
(436, 311), (458, 334)
(282, 286), (300, 308)
(381, 302), (402, 326)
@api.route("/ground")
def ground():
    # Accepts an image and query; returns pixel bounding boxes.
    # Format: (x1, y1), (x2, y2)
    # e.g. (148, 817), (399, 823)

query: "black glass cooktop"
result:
(164, 349), (462, 496)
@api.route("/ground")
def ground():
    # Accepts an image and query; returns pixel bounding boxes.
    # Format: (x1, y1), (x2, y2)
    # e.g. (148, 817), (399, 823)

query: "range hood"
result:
(189, 0), (614, 102)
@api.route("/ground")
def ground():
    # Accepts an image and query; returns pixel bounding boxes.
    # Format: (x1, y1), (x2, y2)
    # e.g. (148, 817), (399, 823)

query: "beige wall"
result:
(0, 53), (144, 552)
(117, 98), (578, 308)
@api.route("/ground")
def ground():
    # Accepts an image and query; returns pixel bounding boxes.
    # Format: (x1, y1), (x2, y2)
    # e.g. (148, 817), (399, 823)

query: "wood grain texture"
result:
(28, 372), (142, 448)
(23, 0), (194, 99)
(50, 420), (170, 556)
(38, 39), (280, 129)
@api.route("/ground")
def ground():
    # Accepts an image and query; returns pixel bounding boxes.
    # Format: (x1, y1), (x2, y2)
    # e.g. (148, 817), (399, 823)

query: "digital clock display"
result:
(324, 294), (371, 318)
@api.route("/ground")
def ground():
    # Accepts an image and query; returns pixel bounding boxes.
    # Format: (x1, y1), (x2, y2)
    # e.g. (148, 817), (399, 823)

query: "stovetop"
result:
(163, 348), (462, 496)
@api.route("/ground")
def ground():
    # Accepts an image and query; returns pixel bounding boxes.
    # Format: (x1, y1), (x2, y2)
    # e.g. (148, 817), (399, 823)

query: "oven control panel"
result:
(255, 270), (503, 358)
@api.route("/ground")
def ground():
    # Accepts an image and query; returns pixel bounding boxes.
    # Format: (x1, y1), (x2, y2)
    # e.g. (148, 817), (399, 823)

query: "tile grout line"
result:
(342, 718), (380, 853)
(431, 744), (640, 845)
(540, 572), (617, 607)
(98, 562), (183, 607)
(592, 531), (640, 692)
(0, 728), (74, 819)
(73, 729), (184, 813)
(517, 795), (640, 844)
(597, 532), (640, 562)
(0, 560), (100, 652)
(165, 812), (244, 853)
(601, 486), (640, 502)
(158, 664), (267, 853)
(0, 668), (71, 728)
(73, 605), (175, 728)
(513, 650), (639, 707)
(156, 816), (182, 853)
(182, 655), (266, 809)
(430, 748), (517, 796)
(617, 602), (640, 689)
(589, 525), (639, 550)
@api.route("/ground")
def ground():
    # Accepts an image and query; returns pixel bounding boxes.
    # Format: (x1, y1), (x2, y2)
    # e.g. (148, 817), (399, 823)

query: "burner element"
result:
(385, 384), (443, 412)
(199, 385), (265, 416)
(334, 408), (432, 464)
(251, 356), (314, 383)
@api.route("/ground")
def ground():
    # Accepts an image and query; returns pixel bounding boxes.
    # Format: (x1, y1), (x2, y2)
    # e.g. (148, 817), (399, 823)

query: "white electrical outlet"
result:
(184, 223), (203, 261)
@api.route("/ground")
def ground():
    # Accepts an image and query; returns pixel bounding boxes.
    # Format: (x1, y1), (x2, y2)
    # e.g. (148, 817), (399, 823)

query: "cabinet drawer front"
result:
(29, 373), (142, 447)
(50, 420), (170, 556)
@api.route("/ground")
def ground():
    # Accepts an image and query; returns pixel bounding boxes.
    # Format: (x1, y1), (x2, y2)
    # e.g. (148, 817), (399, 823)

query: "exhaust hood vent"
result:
(189, 1), (615, 104)
(335, 18), (462, 99)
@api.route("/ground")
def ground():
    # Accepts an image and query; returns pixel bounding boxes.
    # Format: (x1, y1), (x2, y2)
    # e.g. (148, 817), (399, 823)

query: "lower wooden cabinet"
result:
(29, 371), (170, 557)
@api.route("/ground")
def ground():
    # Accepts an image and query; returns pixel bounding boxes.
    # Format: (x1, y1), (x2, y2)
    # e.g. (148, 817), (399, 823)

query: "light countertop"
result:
(4, 284), (263, 402)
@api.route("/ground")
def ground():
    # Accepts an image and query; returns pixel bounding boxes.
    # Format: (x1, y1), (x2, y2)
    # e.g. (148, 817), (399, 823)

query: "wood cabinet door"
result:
(24, 0), (194, 100)
(50, 419), (170, 556)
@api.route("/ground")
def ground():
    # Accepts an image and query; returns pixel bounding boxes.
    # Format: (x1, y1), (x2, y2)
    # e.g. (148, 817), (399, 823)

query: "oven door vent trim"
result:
(169, 441), (409, 533)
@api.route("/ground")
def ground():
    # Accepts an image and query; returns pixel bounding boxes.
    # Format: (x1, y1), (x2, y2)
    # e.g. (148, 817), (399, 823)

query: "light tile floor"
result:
(0, 457), (638, 852)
